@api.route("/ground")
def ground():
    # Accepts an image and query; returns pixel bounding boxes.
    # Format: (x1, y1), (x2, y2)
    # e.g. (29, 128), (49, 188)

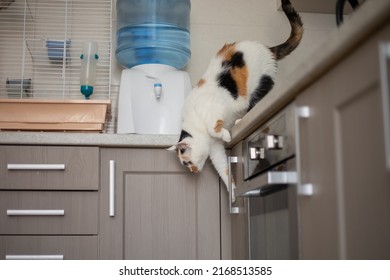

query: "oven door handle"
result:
(240, 171), (298, 197)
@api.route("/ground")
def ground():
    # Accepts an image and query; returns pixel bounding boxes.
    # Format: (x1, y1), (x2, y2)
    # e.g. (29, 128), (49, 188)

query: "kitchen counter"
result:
(0, 0), (389, 148)
(0, 132), (178, 148)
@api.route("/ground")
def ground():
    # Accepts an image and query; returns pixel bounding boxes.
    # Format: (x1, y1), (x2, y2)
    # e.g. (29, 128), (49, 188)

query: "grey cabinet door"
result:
(99, 148), (221, 259)
(0, 236), (98, 260)
(296, 23), (390, 259)
(0, 146), (99, 190)
(0, 191), (98, 235)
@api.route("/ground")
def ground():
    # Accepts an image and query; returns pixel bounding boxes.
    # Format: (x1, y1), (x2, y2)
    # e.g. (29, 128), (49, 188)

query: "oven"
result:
(229, 103), (301, 259)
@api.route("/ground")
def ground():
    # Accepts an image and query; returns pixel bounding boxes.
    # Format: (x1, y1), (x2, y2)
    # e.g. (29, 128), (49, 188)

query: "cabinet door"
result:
(99, 148), (221, 259)
(0, 191), (98, 235)
(296, 24), (390, 259)
(0, 146), (99, 190)
(0, 236), (98, 260)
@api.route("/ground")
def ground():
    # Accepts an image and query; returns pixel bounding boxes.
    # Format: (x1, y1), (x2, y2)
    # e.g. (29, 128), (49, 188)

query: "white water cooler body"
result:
(117, 64), (191, 134)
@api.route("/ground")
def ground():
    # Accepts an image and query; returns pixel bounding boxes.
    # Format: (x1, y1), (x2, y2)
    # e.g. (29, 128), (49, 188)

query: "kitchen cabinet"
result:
(296, 23), (390, 259)
(0, 146), (99, 190)
(99, 148), (221, 259)
(0, 145), (99, 260)
(0, 236), (98, 260)
(228, 18), (390, 261)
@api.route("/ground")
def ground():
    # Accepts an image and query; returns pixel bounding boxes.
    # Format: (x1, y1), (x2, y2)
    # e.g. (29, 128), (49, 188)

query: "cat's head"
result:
(167, 135), (209, 173)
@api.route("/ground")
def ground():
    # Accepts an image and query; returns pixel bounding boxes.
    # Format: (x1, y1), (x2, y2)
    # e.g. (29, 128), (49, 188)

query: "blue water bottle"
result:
(116, 0), (191, 69)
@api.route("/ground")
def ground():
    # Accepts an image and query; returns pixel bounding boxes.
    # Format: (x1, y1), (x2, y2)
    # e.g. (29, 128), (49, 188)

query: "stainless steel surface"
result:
(267, 135), (283, 149)
(241, 171), (297, 197)
(228, 156), (240, 214)
(6, 209), (65, 216)
(238, 103), (299, 259)
(379, 42), (390, 170)
(294, 106), (314, 199)
(243, 105), (295, 180)
(250, 147), (265, 160)
(247, 158), (298, 260)
(298, 183), (314, 196)
(6, 255), (64, 260)
(109, 160), (115, 217)
(7, 164), (65, 170)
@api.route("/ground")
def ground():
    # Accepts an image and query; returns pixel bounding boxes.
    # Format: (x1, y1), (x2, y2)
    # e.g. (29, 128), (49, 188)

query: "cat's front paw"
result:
(221, 129), (231, 142)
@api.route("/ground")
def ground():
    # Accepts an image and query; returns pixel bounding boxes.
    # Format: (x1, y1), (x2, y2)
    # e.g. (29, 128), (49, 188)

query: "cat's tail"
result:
(269, 0), (303, 60)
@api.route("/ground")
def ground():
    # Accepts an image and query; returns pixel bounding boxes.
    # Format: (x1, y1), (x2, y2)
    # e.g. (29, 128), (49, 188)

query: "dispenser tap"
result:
(146, 75), (162, 100)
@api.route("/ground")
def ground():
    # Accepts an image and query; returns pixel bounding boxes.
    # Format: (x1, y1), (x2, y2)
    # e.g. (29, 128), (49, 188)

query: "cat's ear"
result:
(167, 142), (190, 152)
(167, 145), (178, 152)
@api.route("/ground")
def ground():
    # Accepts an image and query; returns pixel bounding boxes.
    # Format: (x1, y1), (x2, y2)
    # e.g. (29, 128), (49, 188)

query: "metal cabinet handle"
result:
(241, 171), (298, 197)
(379, 42), (390, 171)
(295, 106), (314, 196)
(7, 210), (65, 216)
(109, 160), (115, 217)
(7, 164), (65, 170)
(228, 156), (240, 214)
(6, 255), (64, 260)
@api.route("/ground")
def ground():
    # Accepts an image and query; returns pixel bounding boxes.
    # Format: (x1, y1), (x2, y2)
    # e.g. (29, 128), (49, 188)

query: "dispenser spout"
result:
(153, 82), (162, 99)
(146, 75), (162, 100)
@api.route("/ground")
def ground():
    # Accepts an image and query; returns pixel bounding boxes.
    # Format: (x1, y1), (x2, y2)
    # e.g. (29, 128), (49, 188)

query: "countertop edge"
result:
(0, 132), (179, 148)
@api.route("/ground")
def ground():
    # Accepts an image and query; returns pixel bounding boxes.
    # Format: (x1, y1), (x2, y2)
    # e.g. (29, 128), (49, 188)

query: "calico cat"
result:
(168, 0), (303, 201)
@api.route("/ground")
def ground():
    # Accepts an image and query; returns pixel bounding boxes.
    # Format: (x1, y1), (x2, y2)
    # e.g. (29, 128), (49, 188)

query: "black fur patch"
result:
(179, 130), (192, 142)
(218, 71), (238, 99)
(218, 51), (246, 99)
(222, 51), (245, 68)
(248, 75), (274, 111)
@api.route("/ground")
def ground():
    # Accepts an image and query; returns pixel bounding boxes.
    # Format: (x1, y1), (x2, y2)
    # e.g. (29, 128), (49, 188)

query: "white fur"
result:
(169, 41), (277, 201)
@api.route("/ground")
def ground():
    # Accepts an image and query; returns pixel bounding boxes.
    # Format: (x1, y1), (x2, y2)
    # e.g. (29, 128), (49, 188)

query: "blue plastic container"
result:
(116, 0), (191, 70)
(46, 39), (71, 61)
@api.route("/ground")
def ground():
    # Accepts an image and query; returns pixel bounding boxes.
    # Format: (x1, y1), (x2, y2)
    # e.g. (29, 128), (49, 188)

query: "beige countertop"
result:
(0, 0), (389, 148)
(0, 132), (178, 148)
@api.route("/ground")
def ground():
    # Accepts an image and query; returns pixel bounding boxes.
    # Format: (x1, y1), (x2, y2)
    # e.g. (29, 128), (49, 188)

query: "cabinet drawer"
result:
(0, 236), (98, 260)
(0, 146), (99, 190)
(0, 191), (98, 234)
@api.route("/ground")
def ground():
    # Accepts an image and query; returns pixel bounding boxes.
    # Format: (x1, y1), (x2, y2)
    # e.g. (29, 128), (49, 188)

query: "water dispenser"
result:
(116, 0), (192, 134)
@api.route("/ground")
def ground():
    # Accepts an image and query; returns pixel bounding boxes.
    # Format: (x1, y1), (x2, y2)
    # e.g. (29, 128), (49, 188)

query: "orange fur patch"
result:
(217, 43), (236, 61)
(190, 165), (199, 173)
(214, 120), (224, 133)
(197, 78), (206, 87)
(231, 66), (248, 97)
(218, 43), (248, 97)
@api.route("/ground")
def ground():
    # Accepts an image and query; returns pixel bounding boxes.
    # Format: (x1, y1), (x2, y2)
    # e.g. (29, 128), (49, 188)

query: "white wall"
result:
(112, 0), (337, 87)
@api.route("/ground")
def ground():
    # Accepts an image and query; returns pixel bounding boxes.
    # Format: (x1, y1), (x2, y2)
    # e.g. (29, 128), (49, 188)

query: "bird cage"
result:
(0, 0), (112, 100)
